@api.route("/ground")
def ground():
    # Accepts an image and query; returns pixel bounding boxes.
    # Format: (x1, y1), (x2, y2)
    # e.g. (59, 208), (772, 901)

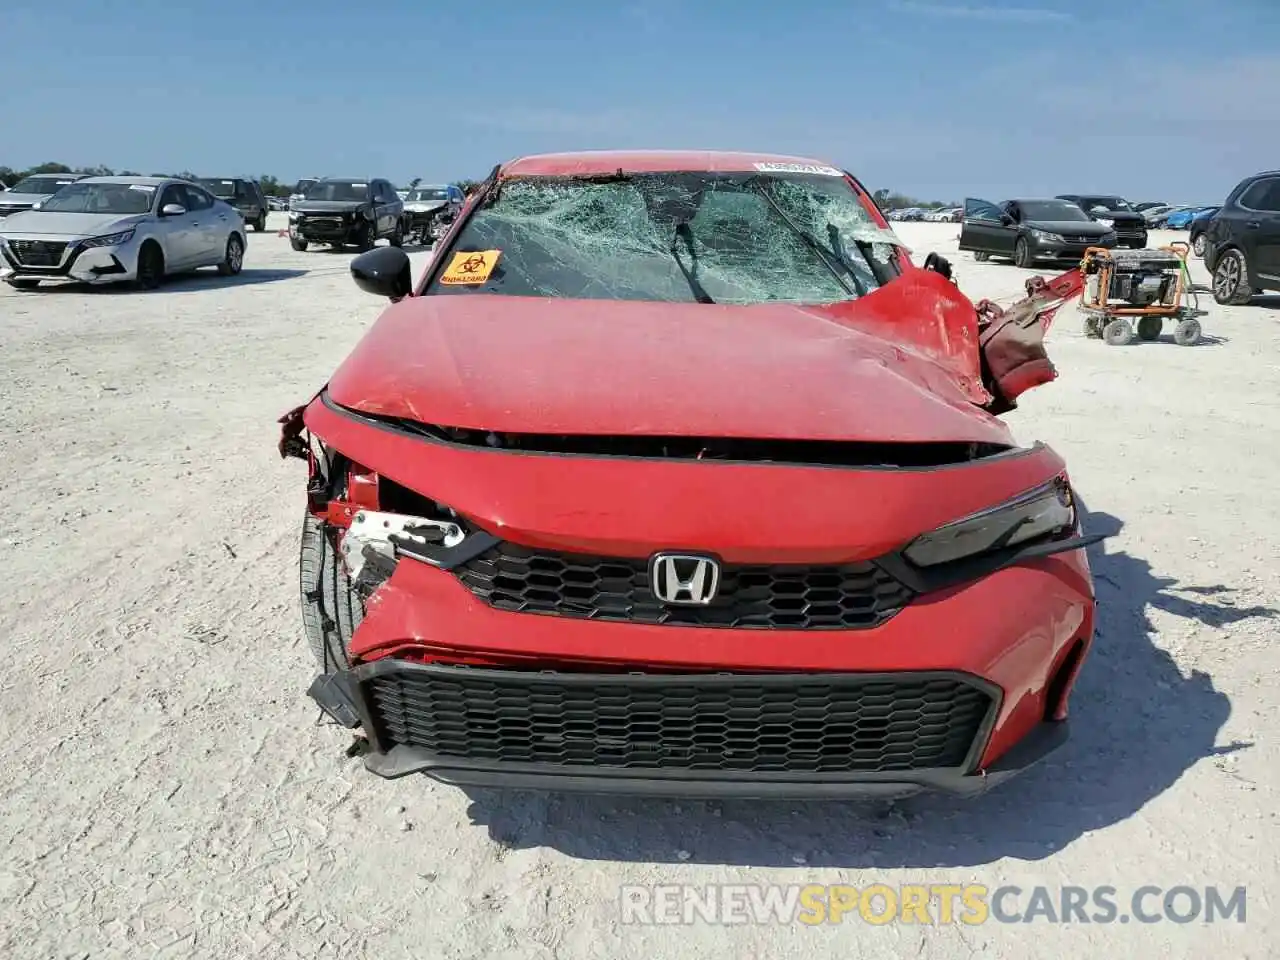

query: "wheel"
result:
(1136, 316), (1163, 341)
(217, 233), (244, 276)
(1014, 237), (1034, 268)
(1192, 233), (1206, 257)
(1174, 318), (1202, 346)
(1212, 248), (1252, 305)
(1083, 316), (1103, 339)
(254, 213), (267, 232)
(389, 221), (404, 248)
(1103, 317), (1133, 346)
(299, 512), (361, 672)
(973, 250), (990, 262)
(290, 238), (309, 252)
(134, 241), (165, 290)
(357, 220), (377, 252)
(6, 277), (41, 290)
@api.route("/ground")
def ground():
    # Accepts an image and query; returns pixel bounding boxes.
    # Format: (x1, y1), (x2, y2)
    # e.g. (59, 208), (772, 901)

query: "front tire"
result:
(254, 213), (267, 232)
(1192, 233), (1206, 257)
(299, 512), (361, 672)
(973, 250), (990, 262)
(135, 241), (165, 290)
(1014, 237), (1034, 268)
(357, 221), (377, 252)
(389, 220), (404, 248)
(217, 233), (244, 276)
(1212, 249), (1253, 305)
(290, 237), (309, 252)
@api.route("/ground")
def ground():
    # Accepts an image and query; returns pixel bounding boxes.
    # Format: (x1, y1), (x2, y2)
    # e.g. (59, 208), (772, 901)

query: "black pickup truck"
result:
(288, 178), (405, 251)
(1056, 194), (1147, 248)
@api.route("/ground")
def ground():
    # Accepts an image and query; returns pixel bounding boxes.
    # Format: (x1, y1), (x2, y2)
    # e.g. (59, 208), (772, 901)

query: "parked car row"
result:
(285, 178), (465, 253)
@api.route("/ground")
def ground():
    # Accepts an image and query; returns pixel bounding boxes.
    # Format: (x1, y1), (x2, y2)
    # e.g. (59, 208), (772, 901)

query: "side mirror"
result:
(31, 201), (43, 210)
(1000, 213), (1015, 225)
(351, 246), (413, 300)
(160, 203), (186, 217)
(923, 252), (954, 281)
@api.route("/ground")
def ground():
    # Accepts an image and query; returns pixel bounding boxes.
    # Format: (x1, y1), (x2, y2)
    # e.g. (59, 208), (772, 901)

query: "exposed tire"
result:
(290, 237), (309, 252)
(134, 241), (165, 290)
(973, 250), (990, 262)
(299, 512), (362, 673)
(1174, 318), (1202, 346)
(1014, 237), (1034, 268)
(389, 221), (404, 248)
(6, 277), (41, 290)
(1103, 317), (1133, 346)
(1083, 316), (1104, 339)
(1136, 316), (1163, 341)
(1191, 233), (1206, 257)
(1212, 248), (1252, 305)
(217, 233), (244, 276)
(357, 221), (377, 252)
(254, 213), (267, 232)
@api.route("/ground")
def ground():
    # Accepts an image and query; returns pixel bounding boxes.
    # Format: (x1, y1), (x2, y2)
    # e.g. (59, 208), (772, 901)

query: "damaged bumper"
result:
(0, 235), (137, 284)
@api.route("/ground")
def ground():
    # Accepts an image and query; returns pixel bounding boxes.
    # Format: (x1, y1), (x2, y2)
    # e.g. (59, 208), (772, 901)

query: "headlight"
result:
(1096, 217), (1115, 228)
(1031, 229), (1065, 243)
(82, 228), (135, 248)
(902, 478), (1076, 568)
(289, 211), (302, 221)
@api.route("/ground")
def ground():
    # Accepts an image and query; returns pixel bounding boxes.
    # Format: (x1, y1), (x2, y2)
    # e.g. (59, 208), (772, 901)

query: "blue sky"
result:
(3, 0), (1277, 202)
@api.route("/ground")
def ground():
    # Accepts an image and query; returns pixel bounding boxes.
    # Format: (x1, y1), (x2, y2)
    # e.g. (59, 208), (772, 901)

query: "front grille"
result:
(300, 217), (346, 233)
(453, 543), (913, 630)
(9, 240), (67, 267)
(364, 664), (994, 772)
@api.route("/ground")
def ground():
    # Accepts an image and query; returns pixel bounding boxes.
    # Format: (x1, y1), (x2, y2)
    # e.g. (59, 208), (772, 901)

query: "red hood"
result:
(326, 270), (1011, 446)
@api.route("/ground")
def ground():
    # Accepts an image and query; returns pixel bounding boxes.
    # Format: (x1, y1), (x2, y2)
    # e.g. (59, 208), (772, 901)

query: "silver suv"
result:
(0, 173), (88, 218)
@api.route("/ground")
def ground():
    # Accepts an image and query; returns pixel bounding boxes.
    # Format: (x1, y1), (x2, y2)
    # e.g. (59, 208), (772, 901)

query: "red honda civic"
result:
(280, 150), (1103, 799)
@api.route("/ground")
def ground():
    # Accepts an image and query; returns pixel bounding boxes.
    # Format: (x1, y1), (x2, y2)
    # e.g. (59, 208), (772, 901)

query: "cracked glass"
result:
(425, 172), (904, 305)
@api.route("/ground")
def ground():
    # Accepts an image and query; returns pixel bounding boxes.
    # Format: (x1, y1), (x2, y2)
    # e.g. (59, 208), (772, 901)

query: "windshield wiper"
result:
(746, 178), (861, 297)
(671, 221), (715, 304)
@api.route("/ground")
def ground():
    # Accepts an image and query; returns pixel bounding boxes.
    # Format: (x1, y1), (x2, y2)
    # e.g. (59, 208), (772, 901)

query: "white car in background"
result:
(289, 176), (321, 211)
(0, 176), (247, 290)
(0, 173), (88, 218)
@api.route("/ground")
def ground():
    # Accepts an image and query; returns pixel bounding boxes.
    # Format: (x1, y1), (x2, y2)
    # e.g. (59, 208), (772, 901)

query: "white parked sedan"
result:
(0, 176), (247, 290)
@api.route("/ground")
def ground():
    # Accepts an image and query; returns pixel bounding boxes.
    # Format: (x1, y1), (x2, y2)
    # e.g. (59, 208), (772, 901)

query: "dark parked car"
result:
(197, 178), (270, 232)
(1203, 171), (1280, 304)
(1188, 208), (1220, 257)
(959, 197), (1116, 267)
(1056, 195), (1147, 248)
(288, 178), (405, 252)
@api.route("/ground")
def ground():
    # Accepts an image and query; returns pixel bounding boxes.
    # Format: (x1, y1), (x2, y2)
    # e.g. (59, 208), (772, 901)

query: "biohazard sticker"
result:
(440, 249), (501, 284)
(753, 162), (843, 177)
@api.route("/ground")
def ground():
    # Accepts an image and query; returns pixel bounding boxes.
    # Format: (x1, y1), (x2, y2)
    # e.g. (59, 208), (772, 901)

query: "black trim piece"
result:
(307, 671), (363, 728)
(392, 530), (501, 571)
(318, 388), (1041, 474)
(877, 532), (1107, 595)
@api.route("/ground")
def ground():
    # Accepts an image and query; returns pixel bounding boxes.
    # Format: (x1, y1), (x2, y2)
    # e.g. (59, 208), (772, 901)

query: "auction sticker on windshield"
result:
(129, 185), (156, 192)
(440, 249), (501, 285)
(753, 162), (844, 176)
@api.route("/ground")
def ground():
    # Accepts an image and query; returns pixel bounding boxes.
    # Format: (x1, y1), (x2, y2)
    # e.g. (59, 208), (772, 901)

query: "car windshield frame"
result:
(421, 170), (903, 306)
(304, 180), (369, 202)
(1021, 201), (1092, 222)
(35, 181), (158, 216)
(11, 175), (78, 195)
(409, 188), (450, 202)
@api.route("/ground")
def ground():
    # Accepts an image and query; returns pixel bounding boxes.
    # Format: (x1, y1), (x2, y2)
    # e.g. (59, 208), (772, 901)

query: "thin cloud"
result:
(890, 1), (1072, 23)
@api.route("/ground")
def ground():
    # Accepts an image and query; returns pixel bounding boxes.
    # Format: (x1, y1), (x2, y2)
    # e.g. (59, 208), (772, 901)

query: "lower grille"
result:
(9, 240), (67, 267)
(453, 543), (913, 630)
(364, 664), (994, 773)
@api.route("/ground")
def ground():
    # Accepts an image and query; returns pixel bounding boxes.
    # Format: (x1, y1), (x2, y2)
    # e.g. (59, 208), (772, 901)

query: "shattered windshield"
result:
(425, 172), (902, 305)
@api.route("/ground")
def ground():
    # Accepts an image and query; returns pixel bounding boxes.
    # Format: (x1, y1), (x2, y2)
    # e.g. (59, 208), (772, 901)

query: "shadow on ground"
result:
(15, 268), (309, 293)
(462, 504), (1272, 867)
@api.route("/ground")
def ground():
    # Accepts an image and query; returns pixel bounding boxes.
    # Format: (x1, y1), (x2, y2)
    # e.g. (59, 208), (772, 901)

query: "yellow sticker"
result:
(440, 249), (501, 284)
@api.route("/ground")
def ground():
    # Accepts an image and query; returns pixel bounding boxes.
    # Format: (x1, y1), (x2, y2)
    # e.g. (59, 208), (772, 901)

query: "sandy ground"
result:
(1, 216), (1277, 959)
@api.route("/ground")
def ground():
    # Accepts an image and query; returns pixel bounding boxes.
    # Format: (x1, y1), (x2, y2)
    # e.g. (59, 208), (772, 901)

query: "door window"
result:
(182, 185), (214, 211)
(1240, 178), (1280, 212)
(964, 198), (1005, 221)
(158, 184), (187, 212)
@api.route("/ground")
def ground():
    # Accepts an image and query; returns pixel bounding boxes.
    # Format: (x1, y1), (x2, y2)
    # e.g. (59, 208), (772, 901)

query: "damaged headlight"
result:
(340, 509), (469, 593)
(902, 478), (1075, 568)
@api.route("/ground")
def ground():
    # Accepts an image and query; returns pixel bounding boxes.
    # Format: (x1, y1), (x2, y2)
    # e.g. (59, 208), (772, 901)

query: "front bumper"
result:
(310, 658), (1074, 798)
(290, 216), (366, 244)
(0, 236), (137, 284)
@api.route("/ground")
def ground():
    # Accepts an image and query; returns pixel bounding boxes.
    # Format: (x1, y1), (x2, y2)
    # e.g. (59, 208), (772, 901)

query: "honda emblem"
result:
(649, 553), (721, 606)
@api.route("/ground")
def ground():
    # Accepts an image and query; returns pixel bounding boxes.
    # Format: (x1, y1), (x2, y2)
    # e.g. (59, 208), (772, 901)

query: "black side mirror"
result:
(1000, 213), (1015, 225)
(923, 252), (953, 281)
(351, 246), (413, 300)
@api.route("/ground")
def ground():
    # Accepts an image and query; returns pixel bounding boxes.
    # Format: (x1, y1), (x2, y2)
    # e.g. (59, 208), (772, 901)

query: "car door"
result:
(959, 198), (1014, 254)
(1238, 177), (1280, 281)
(180, 184), (227, 263)
(154, 183), (202, 267)
(378, 180), (399, 235)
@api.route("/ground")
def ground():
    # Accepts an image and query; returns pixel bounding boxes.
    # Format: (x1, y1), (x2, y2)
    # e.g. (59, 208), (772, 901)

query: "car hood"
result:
(405, 200), (449, 214)
(1025, 219), (1113, 235)
(0, 192), (51, 211)
(293, 200), (367, 214)
(326, 273), (1015, 447)
(0, 211), (146, 238)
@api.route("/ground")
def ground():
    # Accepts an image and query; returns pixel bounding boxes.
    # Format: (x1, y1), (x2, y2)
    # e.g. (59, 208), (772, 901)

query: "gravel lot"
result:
(1, 216), (1277, 959)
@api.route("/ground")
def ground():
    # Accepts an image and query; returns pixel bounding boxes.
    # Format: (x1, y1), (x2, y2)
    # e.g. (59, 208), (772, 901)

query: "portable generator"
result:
(1078, 242), (1205, 345)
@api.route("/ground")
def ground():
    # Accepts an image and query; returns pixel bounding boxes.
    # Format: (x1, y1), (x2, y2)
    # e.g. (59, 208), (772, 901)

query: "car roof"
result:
(1010, 197), (1077, 204)
(77, 176), (171, 186)
(501, 150), (843, 177)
